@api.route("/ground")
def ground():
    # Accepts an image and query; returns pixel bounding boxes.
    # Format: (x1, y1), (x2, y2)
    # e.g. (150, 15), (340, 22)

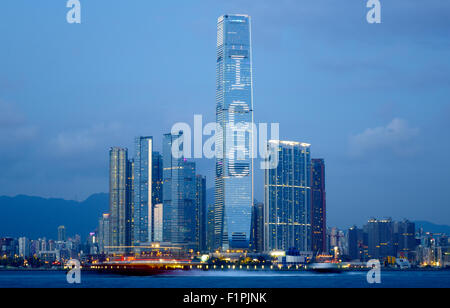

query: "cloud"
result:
(0, 101), (38, 155)
(349, 118), (420, 158)
(51, 123), (124, 157)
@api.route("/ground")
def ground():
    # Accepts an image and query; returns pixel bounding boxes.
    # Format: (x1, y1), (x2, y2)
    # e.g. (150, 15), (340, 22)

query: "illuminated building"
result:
(311, 159), (326, 253)
(215, 14), (254, 250)
(196, 175), (207, 252)
(162, 133), (197, 250)
(264, 141), (312, 252)
(133, 136), (163, 244)
(250, 202), (264, 253)
(109, 147), (134, 253)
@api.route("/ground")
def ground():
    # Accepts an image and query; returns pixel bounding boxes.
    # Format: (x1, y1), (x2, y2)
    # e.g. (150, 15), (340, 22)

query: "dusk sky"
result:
(0, 0), (449, 228)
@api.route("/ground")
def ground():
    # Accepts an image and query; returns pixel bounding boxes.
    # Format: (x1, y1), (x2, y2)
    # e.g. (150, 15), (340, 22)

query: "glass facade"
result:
(162, 133), (197, 249)
(264, 141), (312, 252)
(133, 136), (163, 244)
(311, 158), (326, 253)
(196, 175), (207, 252)
(215, 14), (254, 250)
(109, 147), (133, 253)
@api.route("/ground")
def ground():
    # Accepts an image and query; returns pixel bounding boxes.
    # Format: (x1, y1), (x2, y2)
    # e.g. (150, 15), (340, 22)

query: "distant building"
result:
(57, 225), (66, 242)
(0, 238), (17, 257)
(153, 204), (163, 242)
(347, 226), (364, 260)
(109, 147), (134, 253)
(311, 159), (326, 254)
(133, 136), (163, 245)
(366, 218), (395, 260)
(250, 202), (264, 253)
(264, 140), (312, 252)
(196, 175), (207, 252)
(18, 237), (30, 258)
(394, 220), (416, 259)
(98, 213), (110, 254)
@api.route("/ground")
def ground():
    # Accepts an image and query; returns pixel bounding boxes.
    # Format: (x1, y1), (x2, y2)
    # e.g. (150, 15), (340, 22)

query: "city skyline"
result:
(1, 1), (449, 229)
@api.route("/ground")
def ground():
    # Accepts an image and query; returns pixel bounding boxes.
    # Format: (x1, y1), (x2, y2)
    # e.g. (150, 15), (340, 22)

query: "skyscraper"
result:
(196, 175), (207, 252)
(215, 14), (254, 250)
(109, 147), (133, 253)
(98, 213), (110, 254)
(250, 202), (264, 253)
(162, 132), (197, 249)
(366, 218), (395, 260)
(347, 226), (363, 260)
(394, 220), (416, 259)
(57, 225), (66, 242)
(133, 136), (163, 244)
(311, 159), (326, 253)
(264, 141), (312, 252)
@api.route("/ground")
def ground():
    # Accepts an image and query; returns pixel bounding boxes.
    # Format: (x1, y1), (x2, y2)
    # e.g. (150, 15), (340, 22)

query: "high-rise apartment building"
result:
(109, 147), (134, 253)
(18, 237), (30, 258)
(98, 213), (110, 254)
(57, 225), (66, 242)
(215, 14), (254, 250)
(264, 141), (312, 252)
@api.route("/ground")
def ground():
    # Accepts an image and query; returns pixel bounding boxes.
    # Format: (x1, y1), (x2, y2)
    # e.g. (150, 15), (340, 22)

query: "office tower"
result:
(394, 220), (416, 259)
(366, 218), (395, 260)
(250, 202), (264, 253)
(311, 159), (326, 253)
(264, 141), (312, 252)
(162, 132), (197, 249)
(196, 175), (207, 252)
(153, 204), (163, 242)
(134, 136), (163, 244)
(215, 14), (254, 250)
(109, 147), (133, 253)
(347, 226), (362, 260)
(18, 237), (30, 258)
(98, 213), (110, 254)
(57, 225), (66, 242)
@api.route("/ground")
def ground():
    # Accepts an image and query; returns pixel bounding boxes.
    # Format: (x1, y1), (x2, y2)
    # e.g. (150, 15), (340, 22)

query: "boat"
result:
(308, 262), (342, 273)
(89, 257), (202, 276)
(308, 253), (342, 273)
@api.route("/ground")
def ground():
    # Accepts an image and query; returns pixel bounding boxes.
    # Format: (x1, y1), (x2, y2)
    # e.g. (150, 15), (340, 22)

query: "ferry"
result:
(308, 254), (342, 273)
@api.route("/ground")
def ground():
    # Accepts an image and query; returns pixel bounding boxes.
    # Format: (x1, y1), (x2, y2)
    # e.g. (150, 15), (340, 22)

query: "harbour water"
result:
(0, 270), (449, 288)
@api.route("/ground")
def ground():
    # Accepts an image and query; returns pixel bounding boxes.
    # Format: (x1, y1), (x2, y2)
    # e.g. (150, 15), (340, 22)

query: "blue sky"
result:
(0, 0), (449, 228)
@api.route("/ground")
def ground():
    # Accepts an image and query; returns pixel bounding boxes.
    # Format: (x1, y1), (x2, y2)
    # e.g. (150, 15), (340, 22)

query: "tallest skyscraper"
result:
(215, 14), (254, 250)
